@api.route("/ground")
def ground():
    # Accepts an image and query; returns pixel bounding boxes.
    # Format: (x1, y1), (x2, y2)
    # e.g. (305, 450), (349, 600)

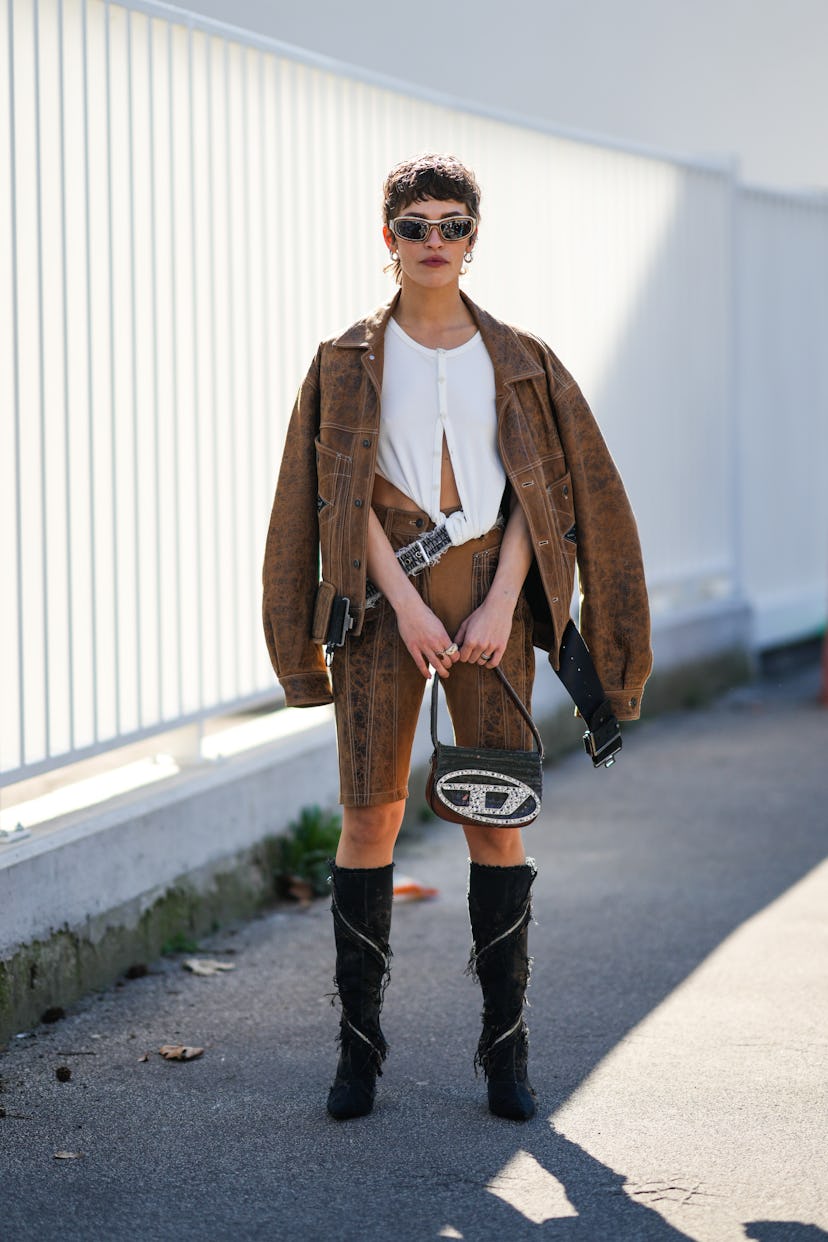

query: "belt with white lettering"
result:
(364, 514), (504, 609)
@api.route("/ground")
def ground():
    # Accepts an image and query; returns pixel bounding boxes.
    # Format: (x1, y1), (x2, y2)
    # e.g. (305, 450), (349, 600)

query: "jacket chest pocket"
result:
(315, 437), (353, 581)
(547, 472), (575, 542)
(544, 470), (577, 604)
(315, 437), (352, 522)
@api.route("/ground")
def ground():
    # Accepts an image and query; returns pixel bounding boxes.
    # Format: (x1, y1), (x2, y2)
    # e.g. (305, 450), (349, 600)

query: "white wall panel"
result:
(737, 188), (828, 647)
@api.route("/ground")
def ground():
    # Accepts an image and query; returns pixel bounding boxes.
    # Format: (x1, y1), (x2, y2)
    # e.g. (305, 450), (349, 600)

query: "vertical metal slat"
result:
(222, 37), (239, 699)
(8, 0), (26, 771)
(241, 45), (254, 693)
(126, 6), (142, 726)
(187, 21), (203, 712)
(167, 19), (182, 717)
(33, 0), (51, 761)
(81, 0), (99, 747)
(57, 0), (75, 756)
(206, 32), (221, 702)
(104, 0), (121, 735)
(147, 13), (162, 722)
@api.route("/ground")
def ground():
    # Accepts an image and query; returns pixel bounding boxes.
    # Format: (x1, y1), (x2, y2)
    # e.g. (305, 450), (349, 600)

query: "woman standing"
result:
(263, 154), (651, 1122)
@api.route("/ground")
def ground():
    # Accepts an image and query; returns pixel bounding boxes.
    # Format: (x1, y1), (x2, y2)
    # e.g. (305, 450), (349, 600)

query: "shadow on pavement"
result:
(745, 1227), (828, 1242)
(2, 668), (826, 1241)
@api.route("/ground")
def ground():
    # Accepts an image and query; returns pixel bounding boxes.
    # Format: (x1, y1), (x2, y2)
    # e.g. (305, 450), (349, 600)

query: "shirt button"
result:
(353, 559), (361, 569)
(354, 499), (362, 508)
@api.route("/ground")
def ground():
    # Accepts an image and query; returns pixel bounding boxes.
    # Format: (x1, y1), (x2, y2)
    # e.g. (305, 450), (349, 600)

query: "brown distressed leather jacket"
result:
(263, 292), (652, 718)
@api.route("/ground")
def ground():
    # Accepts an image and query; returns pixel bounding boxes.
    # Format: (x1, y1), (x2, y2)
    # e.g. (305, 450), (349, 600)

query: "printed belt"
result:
(364, 514), (504, 609)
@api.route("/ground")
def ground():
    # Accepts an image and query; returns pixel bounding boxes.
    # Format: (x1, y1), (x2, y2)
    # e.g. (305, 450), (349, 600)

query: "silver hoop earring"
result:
(464, 250), (474, 264)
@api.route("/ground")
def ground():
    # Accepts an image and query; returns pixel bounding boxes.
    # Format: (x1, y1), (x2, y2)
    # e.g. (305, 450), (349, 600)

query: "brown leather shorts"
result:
(331, 503), (535, 807)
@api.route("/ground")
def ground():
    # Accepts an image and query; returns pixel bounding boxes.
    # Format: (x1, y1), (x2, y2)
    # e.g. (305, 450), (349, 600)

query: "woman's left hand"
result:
(454, 595), (516, 669)
(454, 499), (533, 669)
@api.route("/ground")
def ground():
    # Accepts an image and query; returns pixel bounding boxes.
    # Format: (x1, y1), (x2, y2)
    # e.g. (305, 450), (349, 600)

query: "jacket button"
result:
(362, 438), (371, 447)
(353, 559), (361, 568)
(354, 499), (363, 508)
(415, 518), (424, 528)
(629, 696), (637, 708)
(562, 485), (569, 498)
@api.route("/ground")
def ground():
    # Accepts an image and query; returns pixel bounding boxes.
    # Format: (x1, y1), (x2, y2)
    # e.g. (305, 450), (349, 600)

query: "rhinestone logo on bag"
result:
(434, 769), (540, 826)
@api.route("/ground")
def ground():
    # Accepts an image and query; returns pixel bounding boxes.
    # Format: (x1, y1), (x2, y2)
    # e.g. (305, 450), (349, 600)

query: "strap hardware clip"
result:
(582, 701), (623, 769)
(325, 595), (354, 666)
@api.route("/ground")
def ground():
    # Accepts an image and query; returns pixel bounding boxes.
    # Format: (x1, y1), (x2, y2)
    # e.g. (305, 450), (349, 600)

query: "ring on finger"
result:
(479, 652), (492, 662)
(440, 643), (459, 658)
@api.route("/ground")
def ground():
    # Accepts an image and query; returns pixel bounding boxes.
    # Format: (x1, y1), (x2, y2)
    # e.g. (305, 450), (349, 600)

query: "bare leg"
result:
(462, 823), (527, 867)
(336, 800), (407, 868)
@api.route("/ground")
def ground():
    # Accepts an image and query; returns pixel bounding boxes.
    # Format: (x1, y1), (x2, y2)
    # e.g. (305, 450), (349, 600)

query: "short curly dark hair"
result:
(383, 154), (481, 284)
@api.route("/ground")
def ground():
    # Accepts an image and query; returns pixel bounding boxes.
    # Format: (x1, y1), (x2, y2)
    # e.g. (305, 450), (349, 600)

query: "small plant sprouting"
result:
(161, 932), (200, 956)
(276, 805), (342, 899)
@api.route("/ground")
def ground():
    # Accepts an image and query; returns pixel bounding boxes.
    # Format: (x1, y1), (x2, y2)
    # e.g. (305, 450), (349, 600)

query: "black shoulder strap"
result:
(555, 621), (622, 768)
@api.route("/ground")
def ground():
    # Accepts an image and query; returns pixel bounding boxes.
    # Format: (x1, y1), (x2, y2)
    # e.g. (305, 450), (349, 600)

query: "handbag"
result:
(425, 666), (544, 829)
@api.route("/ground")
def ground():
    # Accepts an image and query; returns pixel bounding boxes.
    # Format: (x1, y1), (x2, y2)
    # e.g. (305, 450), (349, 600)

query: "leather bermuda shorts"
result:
(330, 502), (536, 808)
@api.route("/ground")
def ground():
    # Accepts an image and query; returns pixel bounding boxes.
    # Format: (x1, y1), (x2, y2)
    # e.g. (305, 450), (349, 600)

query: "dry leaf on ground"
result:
(182, 958), (235, 977)
(158, 1044), (204, 1061)
(54, 1151), (83, 1160)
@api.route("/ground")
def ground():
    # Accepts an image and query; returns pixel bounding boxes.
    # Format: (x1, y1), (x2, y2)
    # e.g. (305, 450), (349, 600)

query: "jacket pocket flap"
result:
(547, 472), (574, 527)
(311, 580), (338, 644)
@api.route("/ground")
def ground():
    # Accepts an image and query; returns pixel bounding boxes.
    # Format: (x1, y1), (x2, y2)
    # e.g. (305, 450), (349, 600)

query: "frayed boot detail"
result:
(326, 861), (393, 1121)
(467, 860), (537, 1121)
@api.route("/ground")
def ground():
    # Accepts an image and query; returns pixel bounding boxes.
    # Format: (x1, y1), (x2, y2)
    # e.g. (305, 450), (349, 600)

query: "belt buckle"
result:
(412, 539), (431, 570)
(583, 719), (622, 769)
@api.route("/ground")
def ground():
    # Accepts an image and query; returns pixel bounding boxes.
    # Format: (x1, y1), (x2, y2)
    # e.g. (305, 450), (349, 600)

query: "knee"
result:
(464, 825), (526, 867)
(341, 802), (405, 851)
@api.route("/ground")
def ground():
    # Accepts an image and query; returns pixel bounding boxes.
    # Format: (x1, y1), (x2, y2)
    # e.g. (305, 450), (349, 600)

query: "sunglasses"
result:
(389, 215), (477, 243)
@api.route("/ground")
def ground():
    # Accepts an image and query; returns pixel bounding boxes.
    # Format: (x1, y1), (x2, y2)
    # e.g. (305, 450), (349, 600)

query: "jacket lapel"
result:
(332, 291), (401, 398)
(459, 292), (545, 416)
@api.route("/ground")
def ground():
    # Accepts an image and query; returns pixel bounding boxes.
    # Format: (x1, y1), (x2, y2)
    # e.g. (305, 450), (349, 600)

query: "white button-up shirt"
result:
(377, 317), (505, 545)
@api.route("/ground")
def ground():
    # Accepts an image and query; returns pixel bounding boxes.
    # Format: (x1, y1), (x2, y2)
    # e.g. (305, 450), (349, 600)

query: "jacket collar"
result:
(332, 291), (400, 351)
(332, 290), (545, 391)
(459, 292), (545, 387)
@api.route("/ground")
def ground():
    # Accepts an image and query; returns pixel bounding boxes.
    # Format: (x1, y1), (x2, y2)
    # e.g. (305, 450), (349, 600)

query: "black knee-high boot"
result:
(467, 859), (537, 1121)
(326, 861), (393, 1121)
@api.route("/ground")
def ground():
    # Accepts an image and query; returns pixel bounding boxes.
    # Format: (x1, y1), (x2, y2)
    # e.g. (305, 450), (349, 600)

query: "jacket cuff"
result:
(605, 687), (645, 721)
(279, 671), (334, 708)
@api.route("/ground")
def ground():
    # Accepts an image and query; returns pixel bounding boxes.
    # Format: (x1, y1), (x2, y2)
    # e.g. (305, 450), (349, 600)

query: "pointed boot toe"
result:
(487, 1076), (536, 1121)
(326, 1075), (376, 1120)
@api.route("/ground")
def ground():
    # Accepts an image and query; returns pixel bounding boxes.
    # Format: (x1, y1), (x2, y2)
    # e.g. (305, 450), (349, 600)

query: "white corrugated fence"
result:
(2, 0), (826, 787)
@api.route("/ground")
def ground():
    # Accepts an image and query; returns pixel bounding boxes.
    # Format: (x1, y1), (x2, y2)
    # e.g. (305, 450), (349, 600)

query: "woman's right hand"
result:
(394, 595), (460, 679)
(366, 507), (459, 679)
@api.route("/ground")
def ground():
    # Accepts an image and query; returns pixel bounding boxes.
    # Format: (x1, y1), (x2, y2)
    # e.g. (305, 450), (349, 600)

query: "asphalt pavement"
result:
(1, 662), (827, 1242)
